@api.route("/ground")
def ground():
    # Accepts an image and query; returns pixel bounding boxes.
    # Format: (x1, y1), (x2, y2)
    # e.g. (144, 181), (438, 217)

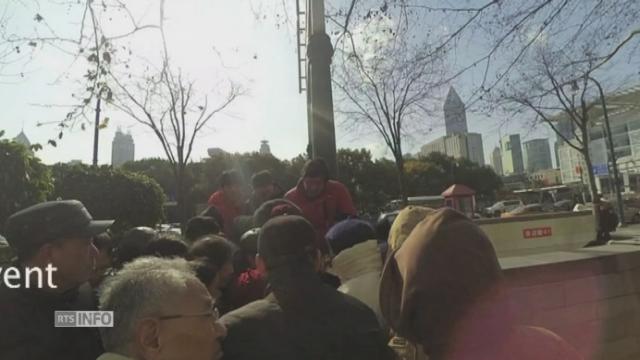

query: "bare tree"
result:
(327, 0), (640, 108)
(0, 0), (159, 160)
(109, 0), (242, 225)
(331, 6), (447, 204)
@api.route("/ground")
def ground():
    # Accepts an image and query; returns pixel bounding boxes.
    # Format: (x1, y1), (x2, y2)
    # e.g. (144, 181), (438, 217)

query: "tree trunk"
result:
(395, 155), (408, 208)
(175, 164), (188, 229)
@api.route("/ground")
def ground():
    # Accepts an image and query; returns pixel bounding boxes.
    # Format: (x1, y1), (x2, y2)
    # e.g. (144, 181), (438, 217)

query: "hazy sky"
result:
(0, 0), (634, 167)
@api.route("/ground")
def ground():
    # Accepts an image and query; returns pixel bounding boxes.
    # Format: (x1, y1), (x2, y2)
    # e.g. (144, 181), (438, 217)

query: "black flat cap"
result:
(4, 200), (114, 253)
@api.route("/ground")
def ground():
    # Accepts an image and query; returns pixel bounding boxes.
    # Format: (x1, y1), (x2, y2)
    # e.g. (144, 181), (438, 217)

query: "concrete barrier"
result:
(477, 211), (595, 257)
(501, 245), (640, 360)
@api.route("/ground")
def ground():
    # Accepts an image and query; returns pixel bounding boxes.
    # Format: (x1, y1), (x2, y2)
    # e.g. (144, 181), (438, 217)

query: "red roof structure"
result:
(441, 184), (476, 197)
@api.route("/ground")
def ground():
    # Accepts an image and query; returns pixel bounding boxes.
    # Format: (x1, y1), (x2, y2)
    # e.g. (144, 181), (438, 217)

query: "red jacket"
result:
(208, 190), (244, 238)
(285, 180), (357, 251)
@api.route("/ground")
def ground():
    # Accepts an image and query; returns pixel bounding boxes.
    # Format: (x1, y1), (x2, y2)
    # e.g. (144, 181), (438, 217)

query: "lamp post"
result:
(306, 0), (337, 177)
(587, 76), (625, 225)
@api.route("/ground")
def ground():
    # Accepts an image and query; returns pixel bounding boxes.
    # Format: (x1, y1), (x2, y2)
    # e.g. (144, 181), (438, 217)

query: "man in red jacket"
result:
(285, 158), (357, 254)
(207, 170), (246, 239)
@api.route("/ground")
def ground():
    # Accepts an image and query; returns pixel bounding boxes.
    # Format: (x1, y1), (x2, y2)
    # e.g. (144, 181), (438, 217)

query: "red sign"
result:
(523, 227), (552, 239)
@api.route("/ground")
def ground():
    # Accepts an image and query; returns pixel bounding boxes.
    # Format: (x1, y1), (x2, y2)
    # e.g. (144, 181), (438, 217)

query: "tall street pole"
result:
(306, 0), (337, 177)
(588, 75), (625, 225)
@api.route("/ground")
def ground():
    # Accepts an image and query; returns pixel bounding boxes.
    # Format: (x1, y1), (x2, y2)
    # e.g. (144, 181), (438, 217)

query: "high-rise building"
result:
(111, 128), (135, 167)
(500, 134), (524, 175)
(490, 147), (503, 176)
(420, 86), (485, 165)
(523, 139), (553, 173)
(420, 133), (485, 166)
(444, 87), (468, 135)
(259, 140), (271, 155)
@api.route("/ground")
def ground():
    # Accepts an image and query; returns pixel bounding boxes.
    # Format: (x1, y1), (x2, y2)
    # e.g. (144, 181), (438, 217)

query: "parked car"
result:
(485, 200), (524, 217)
(502, 204), (545, 218)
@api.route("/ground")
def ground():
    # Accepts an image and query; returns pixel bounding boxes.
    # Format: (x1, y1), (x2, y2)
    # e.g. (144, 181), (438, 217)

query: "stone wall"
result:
(501, 244), (640, 360)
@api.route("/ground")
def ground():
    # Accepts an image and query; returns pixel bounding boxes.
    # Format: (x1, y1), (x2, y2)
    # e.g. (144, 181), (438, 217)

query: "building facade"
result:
(555, 86), (640, 194)
(500, 134), (525, 175)
(490, 147), (503, 176)
(420, 86), (485, 165)
(420, 133), (485, 165)
(259, 140), (271, 155)
(111, 129), (135, 167)
(444, 87), (468, 135)
(529, 168), (562, 187)
(523, 139), (553, 173)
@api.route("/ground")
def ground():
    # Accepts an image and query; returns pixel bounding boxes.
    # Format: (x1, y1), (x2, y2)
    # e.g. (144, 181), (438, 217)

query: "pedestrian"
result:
(144, 231), (188, 258)
(90, 231), (114, 289)
(221, 228), (268, 312)
(220, 215), (391, 360)
(285, 158), (357, 254)
(111, 226), (157, 269)
(208, 170), (247, 238)
(380, 208), (582, 360)
(326, 218), (385, 327)
(184, 215), (222, 243)
(188, 235), (236, 302)
(0, 200), (112, 360)
(245, 170), (284, 213)
(388, 206), (435, 252)
(98, 257), (227, 360)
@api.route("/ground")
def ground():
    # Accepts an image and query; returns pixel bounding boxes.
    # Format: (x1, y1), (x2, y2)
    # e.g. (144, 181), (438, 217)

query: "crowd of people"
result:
(0, 157), (583, 360)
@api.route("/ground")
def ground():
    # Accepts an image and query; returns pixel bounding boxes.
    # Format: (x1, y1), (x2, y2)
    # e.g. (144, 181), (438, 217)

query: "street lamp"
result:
(587, 75), (625, 225)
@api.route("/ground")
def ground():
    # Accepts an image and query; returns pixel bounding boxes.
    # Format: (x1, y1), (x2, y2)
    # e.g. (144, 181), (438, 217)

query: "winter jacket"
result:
(0, 281), (103, 360)
(285, 180), (356, 252)
(380, 208), (581, 360)
(330, 240), (384, 326)
(208, 190), (245, 238)
(220, 271), (391, 360)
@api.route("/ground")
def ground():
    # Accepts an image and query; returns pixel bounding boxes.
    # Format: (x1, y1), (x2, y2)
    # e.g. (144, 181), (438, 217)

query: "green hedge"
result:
(0, 139), (53, 232)
(50, 164), (166, 234)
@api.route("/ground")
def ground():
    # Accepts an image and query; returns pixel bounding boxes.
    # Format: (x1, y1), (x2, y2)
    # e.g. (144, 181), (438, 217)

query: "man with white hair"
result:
(98, 257), (227, 360)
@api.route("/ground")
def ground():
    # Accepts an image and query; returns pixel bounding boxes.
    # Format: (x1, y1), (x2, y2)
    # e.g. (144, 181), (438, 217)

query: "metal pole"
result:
(588, 76), (625, 225)
(306, 0), (337, 177)
(93, 93), (102, 166)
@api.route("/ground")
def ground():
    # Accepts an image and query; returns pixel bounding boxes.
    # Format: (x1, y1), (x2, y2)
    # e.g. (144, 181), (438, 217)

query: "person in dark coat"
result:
(245, 170), (285, 214)
(220, 215), (391, 360)
(0, 200), (112, 360)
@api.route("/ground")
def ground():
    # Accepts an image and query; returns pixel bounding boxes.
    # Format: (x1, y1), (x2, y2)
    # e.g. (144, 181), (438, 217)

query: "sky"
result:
(0, 0), (636, 167)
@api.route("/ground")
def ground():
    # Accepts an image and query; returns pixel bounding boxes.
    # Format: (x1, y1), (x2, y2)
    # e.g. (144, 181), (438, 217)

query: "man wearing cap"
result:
(0, 200), (113, 360)
(220, 215), (391, 360)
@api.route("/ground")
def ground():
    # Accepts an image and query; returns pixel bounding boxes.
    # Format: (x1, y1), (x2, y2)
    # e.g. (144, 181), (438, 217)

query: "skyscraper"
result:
(420, 86), (485, 165)
(500, 134), (524, 175)
(444, 87), (468, 135)
(490, 147), (503, 176)
(111, 128), (135, 167)
(523, 139), (553, 173)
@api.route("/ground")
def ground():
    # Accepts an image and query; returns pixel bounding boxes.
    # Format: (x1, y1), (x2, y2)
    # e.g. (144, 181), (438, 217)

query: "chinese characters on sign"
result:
(523, 227), (552, 239)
